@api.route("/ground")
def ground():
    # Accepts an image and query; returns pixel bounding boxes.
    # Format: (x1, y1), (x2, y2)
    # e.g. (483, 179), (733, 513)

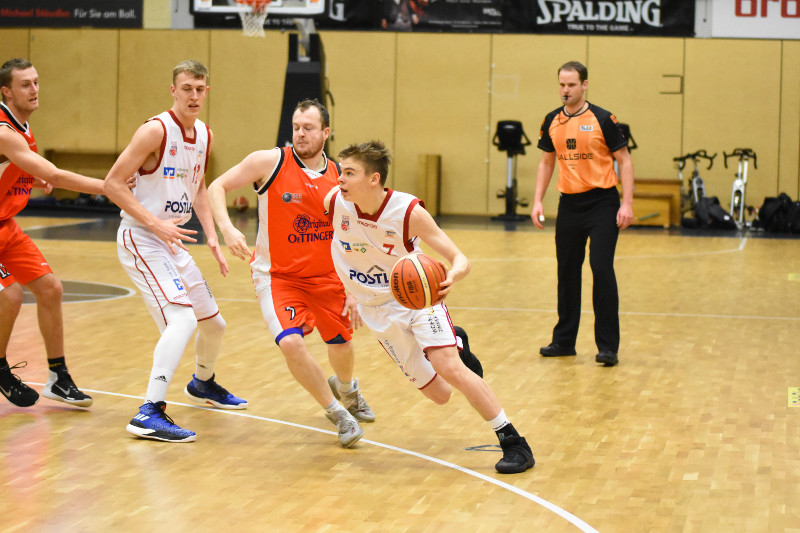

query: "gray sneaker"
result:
(325, 408), (364, 448)
(327, 376), (375, 423)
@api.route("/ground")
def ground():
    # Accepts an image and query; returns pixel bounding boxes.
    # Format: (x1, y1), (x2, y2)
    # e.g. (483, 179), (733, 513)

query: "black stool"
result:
(492, 120), (530, 222)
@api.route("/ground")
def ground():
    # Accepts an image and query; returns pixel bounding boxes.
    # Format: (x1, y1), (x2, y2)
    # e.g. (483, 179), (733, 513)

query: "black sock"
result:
(48, 357), (68, 374)
(495, 422), (520, 442)
(0, 358), (8, 372)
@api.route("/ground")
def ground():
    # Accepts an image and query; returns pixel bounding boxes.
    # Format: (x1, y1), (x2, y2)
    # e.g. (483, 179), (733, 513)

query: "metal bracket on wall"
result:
(660, 74), (684, 95)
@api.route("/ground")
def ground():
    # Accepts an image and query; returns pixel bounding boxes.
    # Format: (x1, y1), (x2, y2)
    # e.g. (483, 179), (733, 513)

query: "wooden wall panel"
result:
(395, 33), (491, 214)
(117, 30), (211, 151)
(28, 29), (119, 152)
(321, 31), (396, 171)
(589, 36), (685, 181)
(684, 39), (781, 209)
(490, 34), (587, 219)
(207, 29), (287, 198)
(0, 29), (31, 64)
(779, 41), (800, 199)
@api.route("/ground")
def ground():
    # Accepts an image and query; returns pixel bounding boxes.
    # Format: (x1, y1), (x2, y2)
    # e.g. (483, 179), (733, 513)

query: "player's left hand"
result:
(208, 236), (229, 277)
(617, 203), (634, 230)
(125, 175), (137, 190)
(31, 177), (54, 195)
(342, 293), (362, 330)
(435, 261), (453, 303)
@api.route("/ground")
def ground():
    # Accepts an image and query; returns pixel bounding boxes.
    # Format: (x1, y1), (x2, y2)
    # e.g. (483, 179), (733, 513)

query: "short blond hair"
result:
(172, 60), (209, 85)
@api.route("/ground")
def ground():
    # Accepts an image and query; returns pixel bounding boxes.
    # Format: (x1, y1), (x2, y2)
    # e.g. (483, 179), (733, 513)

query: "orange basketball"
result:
(232, 195), (249, 212)
(390, 253), (448, 310)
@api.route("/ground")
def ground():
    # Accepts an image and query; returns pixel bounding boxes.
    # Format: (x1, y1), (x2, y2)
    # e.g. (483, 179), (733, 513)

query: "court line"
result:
(25, 385), (598, 533)
(446, 306), (800, 322)
(19, 219), (101, 232)
(469, 237), (748, 262)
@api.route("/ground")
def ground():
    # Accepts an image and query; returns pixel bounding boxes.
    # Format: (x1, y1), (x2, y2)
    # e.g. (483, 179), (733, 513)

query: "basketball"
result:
(390, 253), (448, 310)
(232, 195), (249, 212)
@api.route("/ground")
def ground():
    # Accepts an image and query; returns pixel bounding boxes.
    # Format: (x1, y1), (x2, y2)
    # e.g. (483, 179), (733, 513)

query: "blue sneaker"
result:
(184, 374), (248, 410)
(126, 401), (196, 443)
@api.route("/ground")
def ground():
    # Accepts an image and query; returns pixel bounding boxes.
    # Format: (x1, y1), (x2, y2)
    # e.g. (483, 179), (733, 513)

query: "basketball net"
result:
(237, 0), (271, 37)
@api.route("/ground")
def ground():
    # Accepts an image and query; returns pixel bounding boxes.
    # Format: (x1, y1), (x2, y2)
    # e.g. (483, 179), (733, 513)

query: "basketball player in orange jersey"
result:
(207, 99), (372, 448)
(532, 61), (634, 368)
(0, 58), (115, 408)
(105, 60), (246, 443)
(323, 140), (534, 474)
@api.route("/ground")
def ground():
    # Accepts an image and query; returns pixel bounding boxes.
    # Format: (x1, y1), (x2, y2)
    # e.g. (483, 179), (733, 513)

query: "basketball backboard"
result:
(192, 0), (325, 16)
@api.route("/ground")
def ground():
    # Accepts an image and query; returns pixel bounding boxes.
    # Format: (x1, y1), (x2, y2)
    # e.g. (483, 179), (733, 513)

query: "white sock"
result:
(488, 409), (510, 432)
(195, 313), (226, 381)
(145, 304), (197, 402)
(335, 377), (355, 394)
(323, 399), (346, 416)
(145, 366), (175, 403)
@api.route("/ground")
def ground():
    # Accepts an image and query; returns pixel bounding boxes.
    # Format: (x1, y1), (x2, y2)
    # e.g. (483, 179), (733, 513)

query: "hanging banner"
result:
(710, 0), (800, 39)
(505, 0), (695, 35)
(317, 0), (694, 36)
(0, 0), (143, 28)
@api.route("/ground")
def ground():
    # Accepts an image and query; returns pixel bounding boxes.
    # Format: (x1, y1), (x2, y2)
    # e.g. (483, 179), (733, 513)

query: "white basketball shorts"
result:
(358, 299), (457, 389)
(117, 224), (218, 326)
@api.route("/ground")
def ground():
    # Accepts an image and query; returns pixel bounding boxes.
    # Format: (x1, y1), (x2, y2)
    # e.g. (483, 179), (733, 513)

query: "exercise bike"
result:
(723, 148), (757, 229)
(673, 149), (716, 216)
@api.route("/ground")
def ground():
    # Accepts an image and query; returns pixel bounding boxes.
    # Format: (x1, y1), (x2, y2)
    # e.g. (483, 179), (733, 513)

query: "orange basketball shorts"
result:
(253, 269), (352, 344)
(0, 217), (52, 289)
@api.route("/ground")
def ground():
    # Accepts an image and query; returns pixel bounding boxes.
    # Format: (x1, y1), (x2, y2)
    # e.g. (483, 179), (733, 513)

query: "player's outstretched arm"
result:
(104, 120), (197, 254)
(0, 126), (104, 195)
(207, 148), (280, 261)
(408, 204), (470, 299)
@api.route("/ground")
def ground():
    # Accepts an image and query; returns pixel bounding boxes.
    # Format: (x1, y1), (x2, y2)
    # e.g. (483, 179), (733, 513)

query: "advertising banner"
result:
(317, 0), (695, 36)
(0, 0), (143, 28)
(510, 0), (695, 36)
(710, 0), (800, 39)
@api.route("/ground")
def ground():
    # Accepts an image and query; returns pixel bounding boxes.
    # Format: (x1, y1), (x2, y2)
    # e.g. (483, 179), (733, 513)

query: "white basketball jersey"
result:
(121, 110), (210, 227)
(330, 189), (422, 306)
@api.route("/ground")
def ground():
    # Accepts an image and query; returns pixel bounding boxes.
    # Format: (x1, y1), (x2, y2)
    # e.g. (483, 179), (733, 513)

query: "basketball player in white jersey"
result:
(324, 140), (534, 474)
(104, 60), (246, 443)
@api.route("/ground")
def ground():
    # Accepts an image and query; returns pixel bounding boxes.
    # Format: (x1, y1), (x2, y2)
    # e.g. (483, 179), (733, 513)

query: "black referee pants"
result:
(552, 186), (620, 353)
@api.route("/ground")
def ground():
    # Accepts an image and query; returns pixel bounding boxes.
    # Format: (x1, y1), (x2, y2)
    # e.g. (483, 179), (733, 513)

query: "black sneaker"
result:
(539, 343), (577, 357)
(42, 371), (93, 407)
(495, 435), (535, 474)
(596, 350), (619, 367)
(454, 326), (483, 378)
(0, 361), (40, 407)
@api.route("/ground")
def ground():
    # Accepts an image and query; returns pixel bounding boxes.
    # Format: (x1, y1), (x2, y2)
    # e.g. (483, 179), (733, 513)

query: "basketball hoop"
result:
(236, 0), (272, 37)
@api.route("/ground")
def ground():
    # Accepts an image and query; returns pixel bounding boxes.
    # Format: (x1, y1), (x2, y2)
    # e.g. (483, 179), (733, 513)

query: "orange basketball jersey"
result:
(251, 147), (340, 278)
(537, 102), (627, 194)
(0, 102), (38, 222)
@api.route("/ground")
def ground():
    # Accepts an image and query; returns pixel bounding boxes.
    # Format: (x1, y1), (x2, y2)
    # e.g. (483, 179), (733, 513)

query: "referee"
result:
(530, 61), (634, 367)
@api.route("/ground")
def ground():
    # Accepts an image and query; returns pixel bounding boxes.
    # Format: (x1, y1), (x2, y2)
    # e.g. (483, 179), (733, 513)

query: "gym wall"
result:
(0, 28), (797, 217)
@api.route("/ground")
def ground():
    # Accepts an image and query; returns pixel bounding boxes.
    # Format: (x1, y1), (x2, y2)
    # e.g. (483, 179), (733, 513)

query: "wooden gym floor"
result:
(2, 213), (799, 533)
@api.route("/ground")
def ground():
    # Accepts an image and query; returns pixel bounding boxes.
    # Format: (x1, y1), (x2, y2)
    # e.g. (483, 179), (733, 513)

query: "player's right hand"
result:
(222, 227), (252, 261)
(153, 217), (198, 254)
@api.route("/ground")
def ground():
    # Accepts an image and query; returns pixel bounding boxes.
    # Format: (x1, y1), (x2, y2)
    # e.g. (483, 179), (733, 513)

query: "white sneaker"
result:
(328, 376), (375, 422)
(326, 408), (364, 448)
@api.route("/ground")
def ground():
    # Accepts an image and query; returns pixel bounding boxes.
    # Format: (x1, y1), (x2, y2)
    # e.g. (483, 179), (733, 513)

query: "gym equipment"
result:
(492, 121), (530, 222)
(673, 150), (716, 216)
(724, 148), (757, 228)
